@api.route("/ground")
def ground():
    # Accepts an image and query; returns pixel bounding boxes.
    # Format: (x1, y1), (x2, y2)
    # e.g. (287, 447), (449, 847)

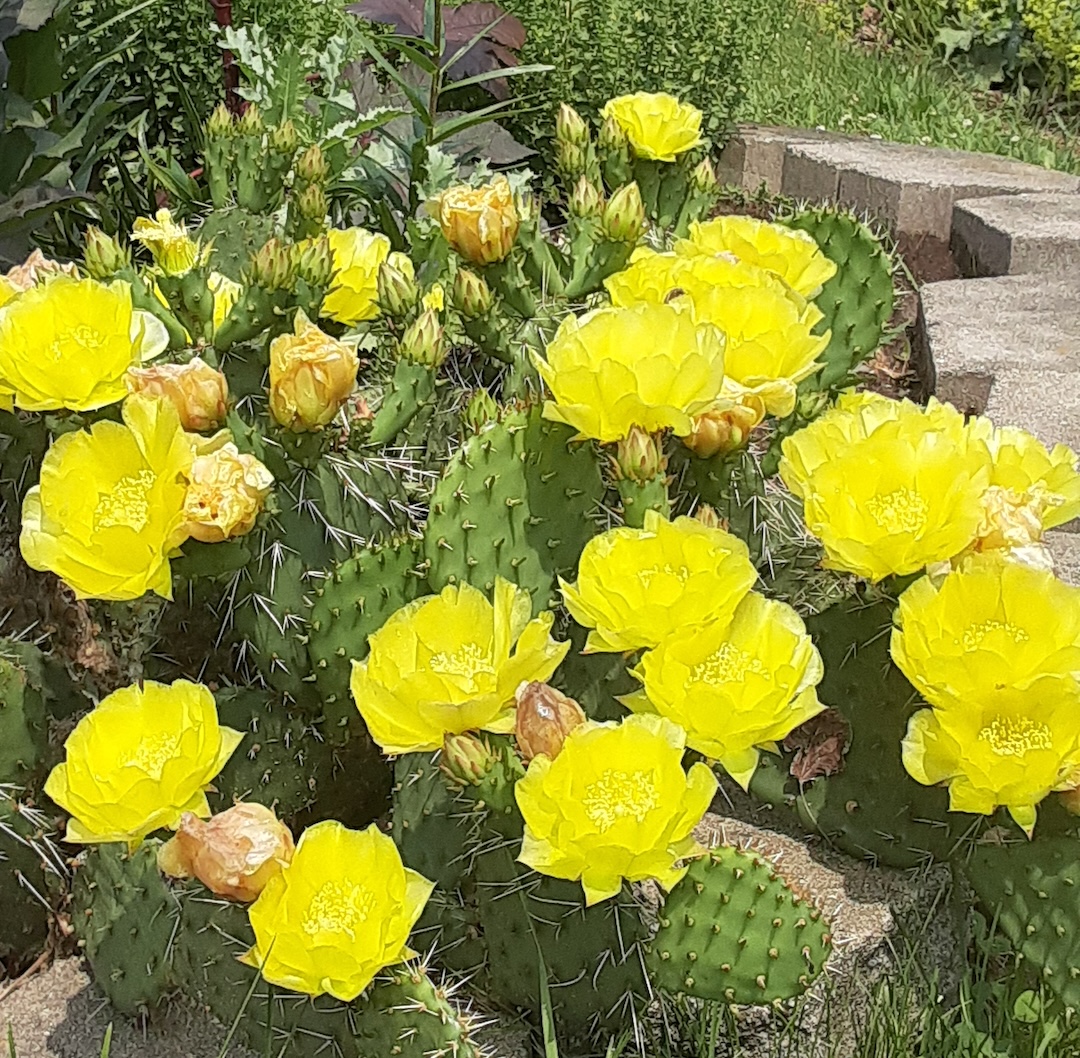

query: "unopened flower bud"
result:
(269, 119), (299, 156)
(399, 308), (445, 367)
(615, 425), (666, 483)
(515, 681), (586, 762)
(693, 504), (725, 530)
(83, 227), (131, 279)
(598, 113), (629, 152)
(207, 102), (235, 140)
(269, 310), (360, 431)
(293, 235), (335, 288)
(690, 157), (720, 196)
(463, 389), (499, 432)
(376, 254), (420, 319)
(247, 237), (296, 291)
(682, 399), (765, 459)
(555, 140), (588, 180)
(297, 182), (328, 224)
(126, 356), (229, 432)
(555, 103), (590, 148)
(600, 182), (647, 244)
(182, 442), (274, 542)
(569, 175), (604, 218)
(440, 732), (499, 786)
(451, 268), (494, 319)
(295, 143), (329, 185)
(157, 803), (294, 902)
(236, 103), (264, 137)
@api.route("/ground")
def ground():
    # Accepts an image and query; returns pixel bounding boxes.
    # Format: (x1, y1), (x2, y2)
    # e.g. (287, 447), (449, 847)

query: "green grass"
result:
(742, 6), (1080, 173)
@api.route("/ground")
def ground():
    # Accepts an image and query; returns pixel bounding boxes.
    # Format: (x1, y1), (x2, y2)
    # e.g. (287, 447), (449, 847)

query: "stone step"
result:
(951, 192), (1080, 277)
(781, 139), (1079, 241)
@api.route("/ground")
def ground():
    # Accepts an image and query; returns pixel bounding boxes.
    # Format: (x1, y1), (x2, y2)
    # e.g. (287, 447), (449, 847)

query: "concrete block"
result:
(715, 124), (846, 195)
(951, 192), (1080, 277)
(782, 140), (1079, 238)
(1048, 530), (1080, 584)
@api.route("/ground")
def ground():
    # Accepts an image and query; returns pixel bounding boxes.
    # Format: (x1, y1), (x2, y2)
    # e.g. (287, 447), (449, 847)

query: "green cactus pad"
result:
(424, 406), (604, 610)
(0, 641), (50, 785)
(648, 845), (832, 1004)
(198, 208), (277, 283)
(781, 207), (895, 392)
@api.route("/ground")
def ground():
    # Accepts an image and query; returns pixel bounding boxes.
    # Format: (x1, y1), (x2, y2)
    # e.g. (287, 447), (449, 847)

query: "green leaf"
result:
(431, 97), (517, 142)
(443, 61), (552, 93)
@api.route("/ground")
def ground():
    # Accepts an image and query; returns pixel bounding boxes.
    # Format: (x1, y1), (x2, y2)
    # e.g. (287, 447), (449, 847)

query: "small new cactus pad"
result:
(782, 207), (895, 391)
(648, 845), (832, 1004)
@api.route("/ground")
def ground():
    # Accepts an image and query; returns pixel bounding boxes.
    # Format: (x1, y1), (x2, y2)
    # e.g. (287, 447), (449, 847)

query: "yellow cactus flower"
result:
(623, 592), (824, 789)
(891, 556), (1080, 712)
(678, 216), (838, 299)
(126, 356), (229, 432)
(242, 820), (433, 1000)
(681, 393), (768, 458)
(20, 394), (193, 600)
(902, 676), (1080, 837)
(534, 302), (726, 442)
(182, 442), (274, 543)
(132, 209), (209, 276)
(600, 93), (704, 162)
(428, 176), (520, 266)
(560, 509), (757, 653)
(43, 679), (243, 845)
(321, 228), (391, 326)
(516, 713), (716, 905)
(422, 282), (445, 312)
(779, 392), (992, 581)
(157, 802), (295, 902)
(269, 310), (360, 431)
(0, 276), (168, 411)
(350, 577), (570, 754)
(209, 271), (242, 334)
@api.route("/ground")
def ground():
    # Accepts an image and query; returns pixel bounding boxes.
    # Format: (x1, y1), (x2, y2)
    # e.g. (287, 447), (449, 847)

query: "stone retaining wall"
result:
(719, 125), (1080, 583)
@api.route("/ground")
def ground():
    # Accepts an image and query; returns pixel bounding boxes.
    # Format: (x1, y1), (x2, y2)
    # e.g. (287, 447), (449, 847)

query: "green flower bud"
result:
(399, 308), (445, 367)
(247, 237), (295, 291)
(569, 175), (604, 218)
(440, 733), (499, 786)
(600, 182), (647, 243)
(598, 113), (629, 152)
(690, 157), (720, 195)
(376, 256), (420, 319)
(293, 235), (335, 287)
(555, 140), (588, 180)
(269, 119), (299, 156)
(450, 268), (494, 319)
(297, 182), (328, 224)
(206, 102), (235, 141)
(555, 103), (590, 148)
(615, 425), (667, 484)
(462, 388), (499, 432)
(83, 226), (132, 279)
(295, 143), (330, 185)
(237, 103), (265, 137)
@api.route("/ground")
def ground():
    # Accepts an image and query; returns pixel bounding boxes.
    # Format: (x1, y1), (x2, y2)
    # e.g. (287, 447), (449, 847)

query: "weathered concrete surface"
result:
(689, 813), (965, 1058)
(716, 125), (855, 195)
(780, 140), (1079, 239)
(917, 272), (1080, 451)
(952, 192), (1080, 277)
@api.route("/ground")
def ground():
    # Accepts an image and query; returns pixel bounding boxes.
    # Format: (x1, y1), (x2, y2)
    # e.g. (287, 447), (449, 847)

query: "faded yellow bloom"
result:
(20, 394), (192, 600)
(322, 228), (391, 326)
(624, 592), (824, 789)
(209, 271), (242, 334)
(4, 249), (79, 291)
(560, 509), (757, 653)
(269, 310), (360, 431)
(158, 803), (295, 902)
(43, 679), (243, 845)
(515, 681), (587, 762)
(600, 93), (704, 162)
(516, 714), (716, 905)
(681, 395), (767, 458)
(132, 209), (209, 277)
(428, 176), (520, 266)
(126, 356), (229, 432)
(678, 216), (837, 298)
(182, 442), (273, 543)
(242, 820), (433, 1000)
(351, 578), (570, 754)
(0, 276), (168, 411)
(534, 302), (726, 442)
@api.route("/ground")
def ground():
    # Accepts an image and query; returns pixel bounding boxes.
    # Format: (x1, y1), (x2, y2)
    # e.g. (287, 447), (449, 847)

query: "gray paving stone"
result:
(715, 124), (856, 195)
(782, 140), (1079, 238)
(951, 192), (1080, 277)
(1048, 530), (1080, 584)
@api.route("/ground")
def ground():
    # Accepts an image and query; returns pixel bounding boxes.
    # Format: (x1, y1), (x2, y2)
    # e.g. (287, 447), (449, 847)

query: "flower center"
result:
(865, 488), (928, 534)
(94, 470), (155, 532)
(691, 642), (767, 685)
(582, 769), (659, 832)
(132, 732), (181, 777)
(429, 642), (495, 686)
(51, 325), (108, 362)
(978, 714), (1052, 757)
(303, 880), (374, 939)
(637, 563), (691, 589)
(958, 619), (1030, 651)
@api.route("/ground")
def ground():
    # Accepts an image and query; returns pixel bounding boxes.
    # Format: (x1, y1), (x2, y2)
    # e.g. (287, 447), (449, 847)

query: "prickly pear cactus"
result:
(0, 787), (65, 972)
(648, 845), (832, 1003)
(782, 208), (895, 390)
(0, 641), (50, 785)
